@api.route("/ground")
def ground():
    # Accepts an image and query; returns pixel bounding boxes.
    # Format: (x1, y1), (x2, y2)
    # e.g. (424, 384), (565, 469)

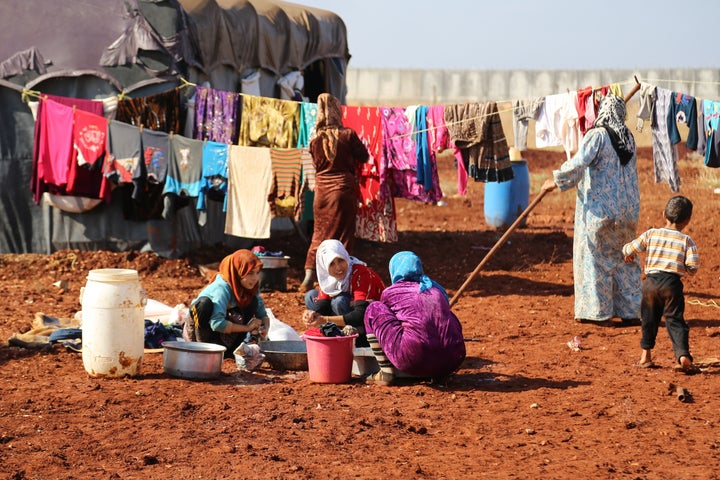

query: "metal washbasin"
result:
(259, 340), (308, 371)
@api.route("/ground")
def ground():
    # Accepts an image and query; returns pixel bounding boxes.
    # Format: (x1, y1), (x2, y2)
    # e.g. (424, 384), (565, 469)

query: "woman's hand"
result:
(302, 309), (322, 327)
(246, 318), (262, 332)
(541, 178), (557, 193)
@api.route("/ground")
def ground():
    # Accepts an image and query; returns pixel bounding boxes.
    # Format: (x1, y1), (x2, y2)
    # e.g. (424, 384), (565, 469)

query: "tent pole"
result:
(449, 189), (548, 308)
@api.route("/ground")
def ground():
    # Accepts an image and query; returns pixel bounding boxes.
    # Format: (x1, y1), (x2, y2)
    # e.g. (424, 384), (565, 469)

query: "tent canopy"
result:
(0, 0), (348, 96)
(0, 0), (349, 254)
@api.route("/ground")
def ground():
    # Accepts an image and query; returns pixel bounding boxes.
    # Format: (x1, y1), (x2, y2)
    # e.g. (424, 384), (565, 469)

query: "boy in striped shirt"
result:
(623, 195), (700, 374)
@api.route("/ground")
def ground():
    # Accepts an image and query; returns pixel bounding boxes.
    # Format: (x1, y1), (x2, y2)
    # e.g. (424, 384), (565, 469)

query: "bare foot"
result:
(675, 356), (701, 375)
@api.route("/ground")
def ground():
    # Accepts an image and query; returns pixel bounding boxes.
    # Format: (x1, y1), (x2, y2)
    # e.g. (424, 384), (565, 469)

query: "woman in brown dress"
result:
(300, 93), (369, 292)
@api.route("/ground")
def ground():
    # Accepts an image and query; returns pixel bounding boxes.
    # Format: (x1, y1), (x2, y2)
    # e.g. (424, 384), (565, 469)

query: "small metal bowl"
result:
(260, 340), (308, 371)
(163, 341), (226, 379)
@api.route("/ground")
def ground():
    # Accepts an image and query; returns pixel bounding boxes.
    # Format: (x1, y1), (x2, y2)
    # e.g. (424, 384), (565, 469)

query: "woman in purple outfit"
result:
(364, 251), (466, 386)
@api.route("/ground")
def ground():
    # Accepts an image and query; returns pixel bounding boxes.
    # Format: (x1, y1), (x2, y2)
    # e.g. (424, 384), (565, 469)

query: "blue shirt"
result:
(192, 274), (267, 332)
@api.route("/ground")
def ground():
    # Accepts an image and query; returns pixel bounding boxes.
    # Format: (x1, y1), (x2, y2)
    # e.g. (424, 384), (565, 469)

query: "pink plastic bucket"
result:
(302, 334), (357, 383)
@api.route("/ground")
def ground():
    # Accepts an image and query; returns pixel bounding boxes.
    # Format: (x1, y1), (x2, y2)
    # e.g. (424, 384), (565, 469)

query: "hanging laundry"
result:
(635, 83), (657, 133)
(427, 104), (467, 196)
(414, 105), (443, 202)
(535, 92), (581, 159)
(701, 99), (720, 167)
(277, 71), (304, 100)
(296, 148), (315, 223)
(118, 129), (169, 222)
(268, 148), (303, 218)
(444, 102), (513, 183)
(194, 85), (239, 144)
(163, 135), (203, 219)
(32, 98), (75, 202)
(562, 90), (582, 157)
(66, 109), (111, 202)
(696, 101), (707, 157)
(667, 92), (698, 151)
(141, 129), (170, 186)
(225, 145), (273, 239)
(381, 105), (442, 203)
(198, 141), (229, 213)
(105, 120), (141, 186)
(512, 97), (544, 150)
(32, 97), (110, 206)
(116, 88), (182, 133)
(575, 86), (594, 135)
(343, 105), (398, 243)
(651, 87), (681, 192)
(297, 102), (318, 148)
(238, 94), (299, 148)
(380, 107), (419, 200)
(73, 108), (107, 168)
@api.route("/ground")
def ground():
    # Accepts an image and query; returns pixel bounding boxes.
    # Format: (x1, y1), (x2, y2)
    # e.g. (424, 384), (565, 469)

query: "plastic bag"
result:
(266, 308), (302, 341)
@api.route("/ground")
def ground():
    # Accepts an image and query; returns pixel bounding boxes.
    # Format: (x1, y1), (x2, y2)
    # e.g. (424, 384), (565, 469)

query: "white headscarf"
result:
(315, 239), (366, 297)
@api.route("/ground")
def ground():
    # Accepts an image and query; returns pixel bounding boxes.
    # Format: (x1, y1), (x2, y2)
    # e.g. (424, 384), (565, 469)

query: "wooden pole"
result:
(624, 75), (641, 103)
(449, 189), (548, 307)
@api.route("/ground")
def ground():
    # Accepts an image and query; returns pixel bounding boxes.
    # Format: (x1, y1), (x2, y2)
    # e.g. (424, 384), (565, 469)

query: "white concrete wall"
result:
(345, 68), (720, 106)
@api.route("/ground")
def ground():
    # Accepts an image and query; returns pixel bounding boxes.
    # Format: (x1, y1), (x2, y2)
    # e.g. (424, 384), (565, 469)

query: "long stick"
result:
(624, 75), (641, 103)
(449, 189), (549, 307)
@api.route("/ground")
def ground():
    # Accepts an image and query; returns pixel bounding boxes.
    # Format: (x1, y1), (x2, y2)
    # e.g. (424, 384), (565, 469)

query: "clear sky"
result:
(294, 0), (718, 71)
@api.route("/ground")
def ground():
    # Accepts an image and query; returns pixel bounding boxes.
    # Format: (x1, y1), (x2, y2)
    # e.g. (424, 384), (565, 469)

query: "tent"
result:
(0, 0), (349, 255)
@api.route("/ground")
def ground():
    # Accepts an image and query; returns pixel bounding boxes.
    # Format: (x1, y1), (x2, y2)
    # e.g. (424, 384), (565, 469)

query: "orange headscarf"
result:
(218, 249), (262, 309)
(315, 93), (343, 161)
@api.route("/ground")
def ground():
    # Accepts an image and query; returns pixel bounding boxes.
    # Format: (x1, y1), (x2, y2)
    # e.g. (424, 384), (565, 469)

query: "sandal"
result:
(634, 360), (656, 369)
(365, 370), (394, 386)
(673, 363), (701, 375)
(576, 318), (614, 327)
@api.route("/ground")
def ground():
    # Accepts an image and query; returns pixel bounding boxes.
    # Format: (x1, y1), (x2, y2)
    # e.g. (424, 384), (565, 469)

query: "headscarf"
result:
(389, 251), (448, 300)
(314, 93), (343, 161)
(218, 249), (262, 309)
(593, 94), (635, 166)
(316, 239), (365, 297)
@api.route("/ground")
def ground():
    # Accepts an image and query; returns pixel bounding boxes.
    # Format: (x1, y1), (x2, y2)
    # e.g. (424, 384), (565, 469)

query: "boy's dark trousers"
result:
(640, 271), (691, 362)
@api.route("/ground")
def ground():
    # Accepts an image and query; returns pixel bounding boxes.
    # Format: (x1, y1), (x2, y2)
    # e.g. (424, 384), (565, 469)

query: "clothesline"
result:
(18, 75), (720, 141)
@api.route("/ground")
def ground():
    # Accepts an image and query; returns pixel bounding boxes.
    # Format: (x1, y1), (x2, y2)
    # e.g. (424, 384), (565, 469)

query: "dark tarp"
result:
(182, 0), (348, 100)
(0, 0), (349, 254)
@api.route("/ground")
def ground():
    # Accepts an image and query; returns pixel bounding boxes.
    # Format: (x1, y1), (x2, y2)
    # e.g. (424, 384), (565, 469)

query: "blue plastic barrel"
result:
(483, 160), (530, 229)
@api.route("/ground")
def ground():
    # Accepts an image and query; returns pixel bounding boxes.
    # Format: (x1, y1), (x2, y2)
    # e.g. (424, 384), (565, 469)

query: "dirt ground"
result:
(2, 144), (720, 480)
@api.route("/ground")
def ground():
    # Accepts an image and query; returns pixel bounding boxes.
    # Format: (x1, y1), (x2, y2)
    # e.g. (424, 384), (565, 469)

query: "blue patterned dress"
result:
(553, 128), (642, 321)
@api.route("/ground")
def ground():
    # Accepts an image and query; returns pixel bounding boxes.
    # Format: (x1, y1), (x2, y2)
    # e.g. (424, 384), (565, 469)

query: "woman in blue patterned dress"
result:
(541, 94), (641, 327)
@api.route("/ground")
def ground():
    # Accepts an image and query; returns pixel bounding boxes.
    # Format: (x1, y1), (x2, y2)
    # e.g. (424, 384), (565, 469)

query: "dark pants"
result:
(304, 290), (368, 347)
(640, 272), (691, 363)
(190, 296), (258, 358)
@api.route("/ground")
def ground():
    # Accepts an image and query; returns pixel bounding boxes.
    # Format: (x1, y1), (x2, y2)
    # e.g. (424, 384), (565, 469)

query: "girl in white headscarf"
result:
(302, 239), (385, 347)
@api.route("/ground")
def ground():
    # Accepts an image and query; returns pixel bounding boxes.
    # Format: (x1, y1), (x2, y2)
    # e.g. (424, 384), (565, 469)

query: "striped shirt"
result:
(623, 227), (699, 276)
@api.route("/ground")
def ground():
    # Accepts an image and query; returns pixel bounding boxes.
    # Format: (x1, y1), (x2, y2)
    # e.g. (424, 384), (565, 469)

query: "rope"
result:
(687, 298), (720, 309)
(644, 78), (720, 87)
(65, 252), (78, 270)
(20, 88), (41, 103)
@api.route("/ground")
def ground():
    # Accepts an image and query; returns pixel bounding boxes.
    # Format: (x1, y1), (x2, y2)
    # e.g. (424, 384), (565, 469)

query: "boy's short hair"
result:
(665, 195), (693, 224)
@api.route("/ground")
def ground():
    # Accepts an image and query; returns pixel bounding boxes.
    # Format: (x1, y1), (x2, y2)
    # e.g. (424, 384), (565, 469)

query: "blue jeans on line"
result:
(304, 289), (352, 315)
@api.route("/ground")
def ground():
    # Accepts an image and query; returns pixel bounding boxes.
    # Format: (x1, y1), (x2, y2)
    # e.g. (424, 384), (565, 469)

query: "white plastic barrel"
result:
(80, 268), (147, 378)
